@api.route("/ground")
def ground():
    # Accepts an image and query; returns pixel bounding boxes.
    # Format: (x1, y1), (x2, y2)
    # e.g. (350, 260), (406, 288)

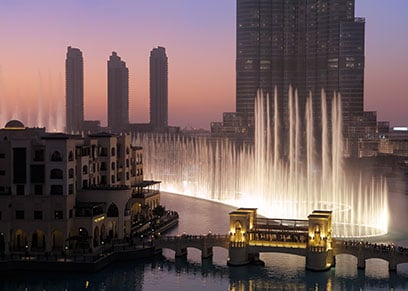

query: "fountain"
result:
(0, 77), (65, 133)
(137, 89), (389, 238)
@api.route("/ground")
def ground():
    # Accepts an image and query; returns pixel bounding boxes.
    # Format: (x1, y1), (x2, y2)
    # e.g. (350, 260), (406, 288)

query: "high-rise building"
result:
(108, 52), (129, 133)
(65, 46), (84, 133)
(149, 46), (168, 132)
(236, 0), (364, 135)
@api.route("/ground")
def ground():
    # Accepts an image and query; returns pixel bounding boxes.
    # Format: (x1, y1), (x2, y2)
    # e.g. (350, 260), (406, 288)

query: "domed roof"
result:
(4, 120), (25, 128)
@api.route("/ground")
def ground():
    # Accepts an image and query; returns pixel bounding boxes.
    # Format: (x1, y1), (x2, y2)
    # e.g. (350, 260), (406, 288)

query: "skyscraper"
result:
(108, 52), (129, 133)
(149, 46), (168, 132)
(65, 46), (84, 133)
(236, 0), (364, 135)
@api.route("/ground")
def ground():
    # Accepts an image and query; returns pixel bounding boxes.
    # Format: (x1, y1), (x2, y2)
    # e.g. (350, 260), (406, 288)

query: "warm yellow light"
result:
(94, 216), (105, 223)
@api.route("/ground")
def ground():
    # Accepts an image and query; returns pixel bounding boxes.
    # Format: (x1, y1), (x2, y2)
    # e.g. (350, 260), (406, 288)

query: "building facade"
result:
(108, 52), (129, 133)
(149, 47), (168, 132)
(0, 120), (160, 255)
(235, 0), (365, 138)
(65, 46), (84, 133)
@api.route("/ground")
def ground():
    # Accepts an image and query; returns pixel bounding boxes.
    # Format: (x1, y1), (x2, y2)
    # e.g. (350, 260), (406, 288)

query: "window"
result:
(100, 147), (108, 157)
(34, 184), (43, 195)
(82, 165), (88, 175)
(111, 147), (115, 156)
(50, 185), (63, 195)
(68, 184), (74, 195)
(68, 168), (74, 179)
(16, 210), (24, 219)
(126, 172), (129, 180)
(111, 162), (115, 170)
(111, 175), (115, 184)
(126, 159), (129, 167)
(107, 203), (119, 217)
(34, 211), (43, 220)
(50, 168), (63, 179)
(100, 162), (107, 171)
(16, 185), (25, 195)
(33, 149), (44, 161)
(54, 210), (63, 220)
(0, 211), (2, 220)
(82, 180), (88, 188)
(69, 209), (73, 218)
(51, 151), (63, 161)
(0, 170), (5, 175)
(68, 151), (74, 161)
(0, 153), (5, 158)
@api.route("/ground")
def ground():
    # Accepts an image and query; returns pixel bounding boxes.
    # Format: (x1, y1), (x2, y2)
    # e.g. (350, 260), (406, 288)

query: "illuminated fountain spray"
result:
(0, 71), (65, 132)
(136, 89), (389, 237)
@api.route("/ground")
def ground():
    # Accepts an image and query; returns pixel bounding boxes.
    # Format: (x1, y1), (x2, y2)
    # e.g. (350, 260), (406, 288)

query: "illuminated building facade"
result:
(0, 120), (160, 255)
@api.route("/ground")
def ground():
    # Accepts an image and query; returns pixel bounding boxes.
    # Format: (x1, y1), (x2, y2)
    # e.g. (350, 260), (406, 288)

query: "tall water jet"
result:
(137, 89), (389, 238)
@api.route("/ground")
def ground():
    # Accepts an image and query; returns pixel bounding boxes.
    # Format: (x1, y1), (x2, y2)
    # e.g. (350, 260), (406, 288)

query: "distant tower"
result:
(108, 52), (129, 133)
(150, 46), (168, 132)
(65, 46), (84, 133)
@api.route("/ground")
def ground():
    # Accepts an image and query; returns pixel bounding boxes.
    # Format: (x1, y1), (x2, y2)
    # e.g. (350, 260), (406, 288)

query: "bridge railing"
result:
(155, 234), (229, 242)
(334, 239), (408, 258)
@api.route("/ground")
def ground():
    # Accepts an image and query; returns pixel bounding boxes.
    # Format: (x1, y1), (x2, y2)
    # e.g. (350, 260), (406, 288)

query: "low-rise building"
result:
(0, 120), (160, 255)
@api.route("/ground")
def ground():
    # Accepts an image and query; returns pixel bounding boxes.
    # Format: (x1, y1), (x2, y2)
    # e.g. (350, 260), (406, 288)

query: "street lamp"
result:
(64, 245), (68, 261)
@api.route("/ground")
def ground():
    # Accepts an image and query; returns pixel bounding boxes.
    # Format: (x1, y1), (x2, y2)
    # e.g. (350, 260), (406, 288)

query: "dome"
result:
(4, 120), (25, 129)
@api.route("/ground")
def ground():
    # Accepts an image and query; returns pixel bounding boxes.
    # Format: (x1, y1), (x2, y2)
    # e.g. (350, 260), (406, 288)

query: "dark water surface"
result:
(1, 192), (408, 290)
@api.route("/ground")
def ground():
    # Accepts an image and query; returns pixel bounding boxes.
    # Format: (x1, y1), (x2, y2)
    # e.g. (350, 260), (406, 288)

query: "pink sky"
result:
(0, 0), (407, 130)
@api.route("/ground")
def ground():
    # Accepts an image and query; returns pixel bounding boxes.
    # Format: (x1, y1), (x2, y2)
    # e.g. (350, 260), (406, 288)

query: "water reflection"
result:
(1, 192), (408, 290)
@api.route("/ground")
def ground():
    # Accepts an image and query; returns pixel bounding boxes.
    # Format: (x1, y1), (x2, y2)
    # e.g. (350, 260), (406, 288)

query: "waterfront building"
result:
(149, 47), (168, 132)
(108, 52), (129, 133)
(65, 46), (84, 133)
(0, 120), (160, 255)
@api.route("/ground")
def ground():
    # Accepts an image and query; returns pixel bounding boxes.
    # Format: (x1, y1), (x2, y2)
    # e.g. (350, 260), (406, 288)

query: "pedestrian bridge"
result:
(153, 208), (408, 272)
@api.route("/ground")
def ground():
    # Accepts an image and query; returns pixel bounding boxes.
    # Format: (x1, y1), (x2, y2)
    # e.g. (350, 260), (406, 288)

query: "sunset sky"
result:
(0, 0), (407, 130)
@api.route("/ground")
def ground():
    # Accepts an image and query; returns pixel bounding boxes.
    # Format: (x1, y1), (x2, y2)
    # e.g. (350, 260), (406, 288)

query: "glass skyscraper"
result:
(236, 0), (364, 135)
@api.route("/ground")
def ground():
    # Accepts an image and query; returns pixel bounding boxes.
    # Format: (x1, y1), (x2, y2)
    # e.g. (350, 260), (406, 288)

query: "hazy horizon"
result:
(1, 0), (407, 130)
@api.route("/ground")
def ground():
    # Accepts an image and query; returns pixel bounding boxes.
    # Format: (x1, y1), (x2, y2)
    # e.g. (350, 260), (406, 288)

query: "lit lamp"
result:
(64, 245), (68, 261)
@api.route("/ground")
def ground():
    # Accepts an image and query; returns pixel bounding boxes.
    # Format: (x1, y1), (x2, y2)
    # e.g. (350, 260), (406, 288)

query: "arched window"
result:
(111, 175), (115, 184)
(50, 169), (63, 179)
(68, 168), (74, 179)
(111, 162), (115, 170)
(111, 147), (115, 156)
(107, 203), (119, 217)
(51, 151), (62, 162)
(82, 165), (88, 175)
(68, 151), (74, 161)
(126, 147), (130, 155)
